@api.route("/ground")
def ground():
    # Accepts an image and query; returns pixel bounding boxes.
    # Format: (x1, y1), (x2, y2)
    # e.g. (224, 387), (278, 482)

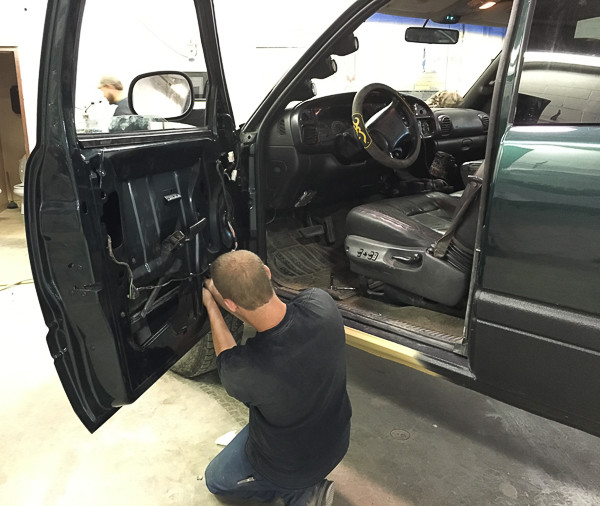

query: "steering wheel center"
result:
(351, 83), (421, 170)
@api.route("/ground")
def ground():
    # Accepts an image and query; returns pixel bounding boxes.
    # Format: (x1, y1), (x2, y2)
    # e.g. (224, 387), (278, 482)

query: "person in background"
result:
(98, 75), (132, 115)
(202, 249), (352, 506)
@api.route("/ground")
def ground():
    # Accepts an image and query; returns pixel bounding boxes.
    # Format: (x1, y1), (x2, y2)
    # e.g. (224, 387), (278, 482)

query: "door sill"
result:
(276, 285), (473, 379)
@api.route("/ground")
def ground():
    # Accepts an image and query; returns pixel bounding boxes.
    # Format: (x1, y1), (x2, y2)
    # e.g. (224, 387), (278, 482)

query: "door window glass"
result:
(75, 0), (207, 134)
(516, 0), (600, 125)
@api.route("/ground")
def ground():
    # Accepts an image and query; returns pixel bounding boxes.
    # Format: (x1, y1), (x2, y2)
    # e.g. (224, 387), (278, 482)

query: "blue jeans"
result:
(205, 425), (317, 505)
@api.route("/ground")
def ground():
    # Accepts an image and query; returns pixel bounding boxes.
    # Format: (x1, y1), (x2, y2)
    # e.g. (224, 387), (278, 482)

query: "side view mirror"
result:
(129, 71), (194, 120)
(405, 27), (460, 44)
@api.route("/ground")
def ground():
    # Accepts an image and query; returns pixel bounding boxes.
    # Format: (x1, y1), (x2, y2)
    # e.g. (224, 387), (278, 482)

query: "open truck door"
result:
(26, 0), (237, 432)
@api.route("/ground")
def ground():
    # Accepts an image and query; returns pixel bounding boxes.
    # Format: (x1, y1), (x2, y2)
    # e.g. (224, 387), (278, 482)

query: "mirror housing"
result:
(405, 27), (459, 44)
(129, 71), (194, 120)
(289, 79), (316, 101)
(331, 33), (359, 56)
(310, 57), (338, 79)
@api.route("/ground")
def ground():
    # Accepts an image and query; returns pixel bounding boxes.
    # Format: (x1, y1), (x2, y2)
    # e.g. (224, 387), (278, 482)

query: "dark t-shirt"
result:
(216, 288), (352, 489)
(113, 97), (132, 116)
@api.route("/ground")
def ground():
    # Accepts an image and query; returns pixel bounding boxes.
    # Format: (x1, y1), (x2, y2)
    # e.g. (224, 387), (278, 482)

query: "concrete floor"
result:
(2, 207), (600, 505)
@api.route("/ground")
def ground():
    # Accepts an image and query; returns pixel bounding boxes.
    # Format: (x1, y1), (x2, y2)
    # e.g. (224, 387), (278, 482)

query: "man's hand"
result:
(203, 278), (227, 310)
(202, 284), (218, 312)
(202, 278), (237, 356)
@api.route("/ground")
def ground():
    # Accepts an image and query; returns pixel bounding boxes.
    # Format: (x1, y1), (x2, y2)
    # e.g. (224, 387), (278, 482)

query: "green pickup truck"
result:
(27, 0), (600, 435)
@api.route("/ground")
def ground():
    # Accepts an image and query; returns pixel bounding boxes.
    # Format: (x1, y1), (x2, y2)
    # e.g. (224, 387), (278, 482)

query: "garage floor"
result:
(2, 208), (600, 506)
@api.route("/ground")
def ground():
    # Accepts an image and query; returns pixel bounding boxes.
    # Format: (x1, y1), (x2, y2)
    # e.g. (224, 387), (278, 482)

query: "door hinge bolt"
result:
(52, 347), (68, 359)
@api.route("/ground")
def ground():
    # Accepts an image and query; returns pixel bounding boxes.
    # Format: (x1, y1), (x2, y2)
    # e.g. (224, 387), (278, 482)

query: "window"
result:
(75, 0), (208, 134)
(516, 0), (600, 125)
(314, 14), (505, 103)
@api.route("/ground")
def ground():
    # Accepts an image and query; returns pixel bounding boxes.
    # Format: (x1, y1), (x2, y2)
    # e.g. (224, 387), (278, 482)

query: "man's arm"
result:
(202, 285), (237, 356)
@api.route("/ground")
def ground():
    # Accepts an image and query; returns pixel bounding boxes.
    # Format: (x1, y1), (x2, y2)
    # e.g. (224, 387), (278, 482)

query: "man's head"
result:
(210, 250), (274, 311)
(98, 75), (125, 105)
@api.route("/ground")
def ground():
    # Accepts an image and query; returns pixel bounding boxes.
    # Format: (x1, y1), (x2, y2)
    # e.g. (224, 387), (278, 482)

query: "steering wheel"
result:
(351, 83), (421, 170)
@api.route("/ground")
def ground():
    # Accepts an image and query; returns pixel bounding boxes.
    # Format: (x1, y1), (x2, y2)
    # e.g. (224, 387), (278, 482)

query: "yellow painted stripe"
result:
(345, 326), (440, 377)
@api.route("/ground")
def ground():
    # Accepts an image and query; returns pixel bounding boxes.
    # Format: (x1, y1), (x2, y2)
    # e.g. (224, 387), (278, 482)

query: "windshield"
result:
(214, 0), (356, 125)
(214, 3), (506, 124)
(314, 13), (506, 104)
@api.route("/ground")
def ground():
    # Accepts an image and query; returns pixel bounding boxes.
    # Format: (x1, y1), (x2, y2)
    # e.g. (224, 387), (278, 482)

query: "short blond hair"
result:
(210, 250), (273, 310)
(98, 75), (124, 90)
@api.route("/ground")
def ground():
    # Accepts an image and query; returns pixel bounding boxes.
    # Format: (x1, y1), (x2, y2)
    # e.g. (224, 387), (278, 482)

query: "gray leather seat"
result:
(345, 166), (482, 307)
(346, 192), (458, 247)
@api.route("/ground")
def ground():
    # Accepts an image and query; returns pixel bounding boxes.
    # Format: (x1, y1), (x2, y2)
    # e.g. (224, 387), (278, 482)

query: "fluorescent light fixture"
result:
(513, 126), (576, 133)
(479, 1), (497, 9)
(525, 51), (600, 68)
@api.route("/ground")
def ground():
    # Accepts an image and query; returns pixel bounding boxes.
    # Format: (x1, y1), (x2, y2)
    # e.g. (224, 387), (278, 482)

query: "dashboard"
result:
(293, 92), (437, 151)
(264, 91), (489, 209)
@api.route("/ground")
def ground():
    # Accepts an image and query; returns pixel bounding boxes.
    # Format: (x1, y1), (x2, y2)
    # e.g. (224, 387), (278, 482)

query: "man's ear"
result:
(264, 265), (272, 280)
(223, 298), (238, 313)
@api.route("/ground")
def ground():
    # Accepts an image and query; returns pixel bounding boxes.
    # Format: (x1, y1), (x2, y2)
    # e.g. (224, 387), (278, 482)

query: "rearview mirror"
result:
(129, 71), (194, 120)
(405, 27), (459, 44)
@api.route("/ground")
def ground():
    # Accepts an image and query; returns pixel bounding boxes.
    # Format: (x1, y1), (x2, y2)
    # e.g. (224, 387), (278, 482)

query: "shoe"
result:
(305, 479), (334, 506)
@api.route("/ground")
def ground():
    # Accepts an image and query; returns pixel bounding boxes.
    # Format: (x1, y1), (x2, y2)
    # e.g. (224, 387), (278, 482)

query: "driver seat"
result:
(344, 162), (483, 307)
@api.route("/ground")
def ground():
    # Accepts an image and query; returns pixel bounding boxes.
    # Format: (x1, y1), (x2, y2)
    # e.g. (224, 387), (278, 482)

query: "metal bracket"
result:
(162, 218), (207, 253)
(163, 230), (187, 252)
(163, 193), (182, 203)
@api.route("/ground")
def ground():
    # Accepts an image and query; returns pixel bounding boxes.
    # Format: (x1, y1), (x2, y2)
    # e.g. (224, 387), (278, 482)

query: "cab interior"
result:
(258, 0), (513, 352)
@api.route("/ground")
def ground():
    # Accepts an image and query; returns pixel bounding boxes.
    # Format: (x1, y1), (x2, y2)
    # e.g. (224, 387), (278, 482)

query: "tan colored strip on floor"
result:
(345, 326), (440, 377)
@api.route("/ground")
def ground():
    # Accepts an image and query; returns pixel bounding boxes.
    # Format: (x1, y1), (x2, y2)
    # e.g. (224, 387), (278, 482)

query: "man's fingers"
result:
(206, 279), (220, 299)
(202, 286), (216, 307)
(203, 279), (229, 311)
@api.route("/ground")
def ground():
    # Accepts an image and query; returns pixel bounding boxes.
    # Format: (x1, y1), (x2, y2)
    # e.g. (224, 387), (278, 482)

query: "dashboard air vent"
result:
(302, 126), (318, 145)
(278, 118), (286, 135)
(479, 114), (490, 132)
(439, 115), (452, 136)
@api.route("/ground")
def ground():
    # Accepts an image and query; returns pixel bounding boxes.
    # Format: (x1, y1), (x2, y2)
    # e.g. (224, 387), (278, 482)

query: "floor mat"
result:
(267, 225), (464, 345)
(267, 229), (357, 301)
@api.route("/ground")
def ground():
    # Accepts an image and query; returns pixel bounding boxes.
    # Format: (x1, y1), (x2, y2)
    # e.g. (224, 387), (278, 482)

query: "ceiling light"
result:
(479, 1), (497, 9)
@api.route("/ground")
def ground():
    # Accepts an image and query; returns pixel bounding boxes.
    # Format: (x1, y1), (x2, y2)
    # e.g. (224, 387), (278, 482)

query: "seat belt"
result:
(432, 167), (484, 260)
